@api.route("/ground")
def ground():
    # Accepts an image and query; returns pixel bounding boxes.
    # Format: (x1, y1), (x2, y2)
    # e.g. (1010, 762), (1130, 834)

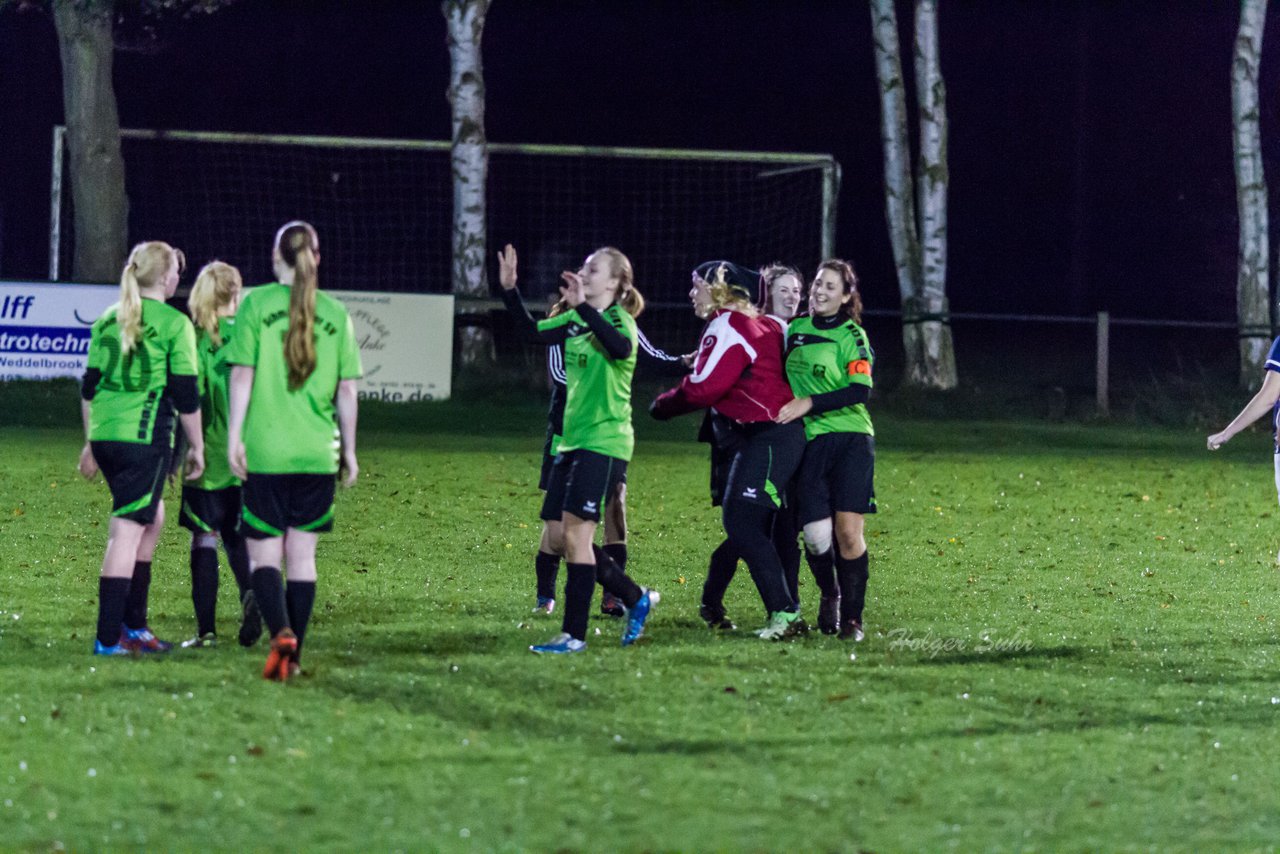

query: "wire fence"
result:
(480, 300), (1244, 419)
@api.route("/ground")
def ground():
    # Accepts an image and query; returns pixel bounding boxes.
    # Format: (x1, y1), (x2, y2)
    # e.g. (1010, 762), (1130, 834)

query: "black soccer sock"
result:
(96, 577), (131, 647)
(561, 562), (596, 641)
(805, 547), (838, 598)
(592, 544), (642, 608)
(834, 551), (870, 623)
(250, 566), (290, 637)
(534, 550), (560, 601)
(702, 538), (739, 609)
(285, 580), (317, 660)
(602, 542), (628, 575)
(221, 528), (251, 596)
(724, 502), (794, 614)
(122, 561), (152, 631)
(190, 547), (220, 636)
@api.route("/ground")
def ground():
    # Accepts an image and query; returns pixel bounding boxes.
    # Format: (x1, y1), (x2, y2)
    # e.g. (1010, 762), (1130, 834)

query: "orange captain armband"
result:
(848, 359), (872, 377)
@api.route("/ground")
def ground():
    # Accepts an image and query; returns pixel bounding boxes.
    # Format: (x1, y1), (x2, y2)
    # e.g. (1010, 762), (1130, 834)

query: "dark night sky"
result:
(0, 1), (1271, 321)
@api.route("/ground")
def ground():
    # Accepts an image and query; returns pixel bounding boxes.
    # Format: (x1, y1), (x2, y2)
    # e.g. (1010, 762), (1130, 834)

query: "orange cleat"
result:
(263, 628), (298, 681)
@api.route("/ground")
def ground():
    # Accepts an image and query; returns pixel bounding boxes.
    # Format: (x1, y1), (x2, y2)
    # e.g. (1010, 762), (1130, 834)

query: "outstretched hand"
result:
(560, 271), (585, 307)
(497, 244), (518, 291)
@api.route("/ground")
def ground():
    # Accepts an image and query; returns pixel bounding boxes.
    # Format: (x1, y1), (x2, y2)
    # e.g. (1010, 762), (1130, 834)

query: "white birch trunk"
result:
(1233, 0), (1270, 389)
(871, 0), (921, 307)
(53, 0), (128, 283)
(912, 0), (956, 389)
(444, 0), (493, 369)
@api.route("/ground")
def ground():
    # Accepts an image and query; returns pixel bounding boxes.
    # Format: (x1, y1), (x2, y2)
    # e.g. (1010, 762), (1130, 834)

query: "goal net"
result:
(51, 128), (839, 355)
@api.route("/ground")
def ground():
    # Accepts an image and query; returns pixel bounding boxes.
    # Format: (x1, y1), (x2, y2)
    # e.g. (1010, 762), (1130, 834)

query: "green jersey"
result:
(536, 304), (637, 461)
(188, 318), (238, 490)
(223, 284), (363, 474)
(785, 314), (874, 439)
(86, 298), (198, 445)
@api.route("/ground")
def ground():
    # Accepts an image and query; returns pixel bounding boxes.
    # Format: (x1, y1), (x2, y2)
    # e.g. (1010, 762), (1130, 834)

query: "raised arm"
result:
(574, 303), (632, 359)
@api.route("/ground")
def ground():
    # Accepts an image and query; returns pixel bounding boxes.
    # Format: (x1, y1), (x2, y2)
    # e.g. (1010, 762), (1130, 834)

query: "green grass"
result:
(2, 391), (1280, 851)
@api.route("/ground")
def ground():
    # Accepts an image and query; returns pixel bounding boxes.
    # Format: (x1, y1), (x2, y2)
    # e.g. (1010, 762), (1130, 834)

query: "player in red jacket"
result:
(650, 261), (808, 639)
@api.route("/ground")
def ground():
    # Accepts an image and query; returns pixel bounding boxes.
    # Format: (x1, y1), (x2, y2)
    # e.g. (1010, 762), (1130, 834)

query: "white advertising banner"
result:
(0, 281), (118, 381)
(0, 281), (454, 401)
(329, 290), (454, 402)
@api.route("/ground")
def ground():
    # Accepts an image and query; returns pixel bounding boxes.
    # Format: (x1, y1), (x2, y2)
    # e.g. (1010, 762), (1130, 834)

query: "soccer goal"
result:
(49, 127), (838, 352)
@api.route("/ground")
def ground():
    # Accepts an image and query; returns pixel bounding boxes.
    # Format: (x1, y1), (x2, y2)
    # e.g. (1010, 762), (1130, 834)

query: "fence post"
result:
(1096, 311), (1110, 416)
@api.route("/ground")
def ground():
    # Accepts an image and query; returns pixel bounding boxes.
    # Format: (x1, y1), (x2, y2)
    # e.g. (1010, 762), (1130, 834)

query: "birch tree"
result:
(1233, 0), (1269, 389)
(871, 0), (957, 389)
(443, 0), (492, 369)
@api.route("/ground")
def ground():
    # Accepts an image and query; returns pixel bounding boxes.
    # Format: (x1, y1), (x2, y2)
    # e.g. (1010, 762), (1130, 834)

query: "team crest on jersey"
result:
(812, 365), (826, 379)
(576, 354), (589, 368)
(701, 334), (717, 351)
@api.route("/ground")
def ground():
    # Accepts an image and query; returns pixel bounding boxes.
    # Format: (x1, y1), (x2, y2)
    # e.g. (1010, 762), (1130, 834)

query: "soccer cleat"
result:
(757, 610), (809, 641)
(93, 639), (132, 656)
(698, 602), (736, 631)
(238, 590), (263, 648)
(180, 632), (218, 649)
(529, 632), (586, 654)
(838, 619), (865, 643)
(621, 588), (660, 646)
(817, 594), (840, 635)
(263, 629), (298, 681)
(532, 596), (556, 616)
(121, 627), (173, 653)
(600, 592), (625, 618)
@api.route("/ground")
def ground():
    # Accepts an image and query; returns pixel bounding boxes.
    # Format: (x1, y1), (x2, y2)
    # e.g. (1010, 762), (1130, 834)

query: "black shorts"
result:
(241, 473), (337, 539)
(723, 420), (805, 510)
(91, 440), (171, 525)
(795, 432), (877, 524)
(179, 485), (243, 537)
(540, 449), (627, 523)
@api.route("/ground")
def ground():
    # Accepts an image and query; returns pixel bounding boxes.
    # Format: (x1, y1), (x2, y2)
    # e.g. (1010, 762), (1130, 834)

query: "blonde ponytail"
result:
(119, 260), (143, 355)
(189, 261), (243, 345)
(274, 221), (321, 390)
(119, 241), (182, 354)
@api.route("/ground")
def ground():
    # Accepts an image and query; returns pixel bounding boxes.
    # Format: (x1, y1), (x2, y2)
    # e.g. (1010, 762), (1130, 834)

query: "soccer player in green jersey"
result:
(506, 247), (658, 654)
(225, 222), (362, 681)
(777, 259), (876, 642)
(177, 261), (261, 649)
(79, 241), (206, 656)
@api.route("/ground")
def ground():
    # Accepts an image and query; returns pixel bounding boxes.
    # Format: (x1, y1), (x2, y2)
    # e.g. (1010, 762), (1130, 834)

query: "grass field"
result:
(2, 390), (1280, 851)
